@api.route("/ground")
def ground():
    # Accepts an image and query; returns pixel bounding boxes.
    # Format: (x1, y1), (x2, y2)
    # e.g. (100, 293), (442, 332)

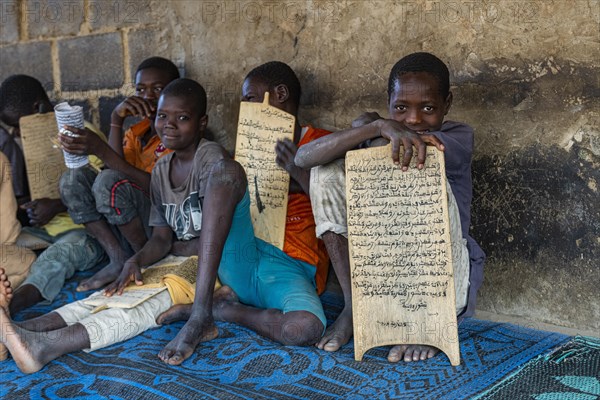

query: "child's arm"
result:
(171, 238), (199, 256)
(295, 118), (444, 171)
(191, 159), (246, 317)
(276, 138), (310, 194)
(59, 126), (152, 192)
(159, 158), (247, 365)
(430, 122), (474, 171)
(104, 225), (173, 295)
(20, 198), (66, 227)
(109, 96), (155, 157)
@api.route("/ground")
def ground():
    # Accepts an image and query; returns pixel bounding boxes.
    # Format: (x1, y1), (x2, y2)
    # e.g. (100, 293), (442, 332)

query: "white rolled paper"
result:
(54, 102), (89, 168)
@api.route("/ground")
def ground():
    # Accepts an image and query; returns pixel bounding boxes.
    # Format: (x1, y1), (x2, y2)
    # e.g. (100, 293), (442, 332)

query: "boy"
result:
(156, 61), (330, 332)
(241, 61), (330, 293)
(151, 76), (326, 365)
(0, 76), (34, 202)
(295, 52), (486, 362)
(0, 78), (325, 373)
(0, 75), (106, 315)
(57, 57), (179, 293)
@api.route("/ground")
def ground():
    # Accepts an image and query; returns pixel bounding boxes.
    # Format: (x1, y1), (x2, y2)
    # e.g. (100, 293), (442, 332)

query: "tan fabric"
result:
(0, 244), (35, 288)
(0, 151), (20, 244)
(0, 152), (36, 286)
(447, 181), (469, 314)
(309, 159), (348, 239)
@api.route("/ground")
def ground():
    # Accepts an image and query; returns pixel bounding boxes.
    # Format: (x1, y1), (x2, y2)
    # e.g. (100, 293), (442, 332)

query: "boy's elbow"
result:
(294, 148), (313, 169)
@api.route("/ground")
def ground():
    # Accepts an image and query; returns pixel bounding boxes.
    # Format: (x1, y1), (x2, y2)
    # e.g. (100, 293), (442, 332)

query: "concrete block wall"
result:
(1, 0), (598, 332)
(0, 0), (173, 134)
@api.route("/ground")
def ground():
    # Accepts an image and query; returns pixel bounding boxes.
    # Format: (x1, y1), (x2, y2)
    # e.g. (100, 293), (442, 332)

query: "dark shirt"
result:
(0, 124), (28, 199)
(430, 121), (486, 318)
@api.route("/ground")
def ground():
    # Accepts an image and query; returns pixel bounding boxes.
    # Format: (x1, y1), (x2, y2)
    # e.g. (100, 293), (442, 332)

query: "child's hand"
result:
(58, 126), (105, 156)
(275, 138), (300, 174)
(20, 198), (62, 226)
(104, 261), (143, 296)
(377, 119), (444, 170)
(113, 96), (155, 120)
(352, 112), (383, 128)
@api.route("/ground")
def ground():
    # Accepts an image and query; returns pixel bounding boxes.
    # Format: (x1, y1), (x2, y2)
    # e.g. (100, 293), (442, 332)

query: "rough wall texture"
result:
(1, 0), (598, 331)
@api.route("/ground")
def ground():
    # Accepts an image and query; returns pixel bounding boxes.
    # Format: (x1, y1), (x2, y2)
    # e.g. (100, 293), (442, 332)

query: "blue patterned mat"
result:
(2, 276), (570, 399)
(476, 336), (600, 400)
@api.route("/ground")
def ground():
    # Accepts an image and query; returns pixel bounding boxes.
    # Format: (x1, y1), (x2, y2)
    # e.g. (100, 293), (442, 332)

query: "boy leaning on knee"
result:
(295, 52), (486, 362)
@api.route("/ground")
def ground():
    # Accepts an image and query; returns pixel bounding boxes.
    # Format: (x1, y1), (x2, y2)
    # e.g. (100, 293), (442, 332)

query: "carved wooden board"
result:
(346, 144), (460, 366)
(19, 112), (67, 200)
(235, 93), (294, 249)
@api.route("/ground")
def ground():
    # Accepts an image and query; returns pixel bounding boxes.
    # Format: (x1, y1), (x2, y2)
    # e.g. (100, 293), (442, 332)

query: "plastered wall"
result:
(1, 0), (598, 331)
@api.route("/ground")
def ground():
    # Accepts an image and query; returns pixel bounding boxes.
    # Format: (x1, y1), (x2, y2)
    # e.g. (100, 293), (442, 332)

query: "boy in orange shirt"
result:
(57, 57), (179, 292)
(241, 61), (330, 294)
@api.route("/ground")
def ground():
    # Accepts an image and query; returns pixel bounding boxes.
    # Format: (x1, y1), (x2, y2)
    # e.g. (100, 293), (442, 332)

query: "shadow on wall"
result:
(471, 143), (598, 265)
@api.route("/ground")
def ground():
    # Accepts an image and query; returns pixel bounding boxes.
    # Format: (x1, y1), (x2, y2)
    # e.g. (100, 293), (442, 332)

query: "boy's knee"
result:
(280, 311), (323, 346)
(59, 166), (96, 201)
(92, 169), (123, 193)
(92, 169), (130, 211)
(310, 159), (346, 188)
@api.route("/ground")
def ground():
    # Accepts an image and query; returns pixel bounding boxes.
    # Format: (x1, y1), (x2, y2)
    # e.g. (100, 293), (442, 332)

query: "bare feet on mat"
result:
(387, 344), (439, 362)
(0, 268), (13, 361)
(158, 317), (218, 366)
(0, 268), (13, 313)
(76, 261), (122, 292)
(157, 304), (192, 325)
(0, 306), (45, 373)
(316, 306), (353, 352)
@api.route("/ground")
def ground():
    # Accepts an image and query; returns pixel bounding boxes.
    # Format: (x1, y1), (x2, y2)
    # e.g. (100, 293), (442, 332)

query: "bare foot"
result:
(212, 286), (240, 321)
(0, 306), (45, 373)
(76, 261), (122, 292)
(316, 306), (353, 352)
(387, 344), (439, 362)
(158, 317), (218, 366)
(0, 268), (13, 312)
(0, 268), (13, 361)
(156, 304), (192, 325)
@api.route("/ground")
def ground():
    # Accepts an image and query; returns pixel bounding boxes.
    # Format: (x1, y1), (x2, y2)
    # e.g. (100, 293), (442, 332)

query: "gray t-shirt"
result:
(149, 139), (228, 240)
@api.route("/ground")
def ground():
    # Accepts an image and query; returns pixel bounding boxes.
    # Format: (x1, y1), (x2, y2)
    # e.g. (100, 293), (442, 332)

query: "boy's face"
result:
(135, 67), (174, 118)
(388, 72), (452, 133)
(155, 94), (207, 151)
(1, 98), (52, 128)
(241, 77), (277, 108)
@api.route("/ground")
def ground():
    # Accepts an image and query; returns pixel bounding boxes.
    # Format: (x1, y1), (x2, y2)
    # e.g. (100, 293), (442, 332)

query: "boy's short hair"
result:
(161, 78), (207, 116)
(387, 52), (450, 98)
(0, 74), (50, 115)
(245, 61), (301, 105)
(136, 56), (180, 82)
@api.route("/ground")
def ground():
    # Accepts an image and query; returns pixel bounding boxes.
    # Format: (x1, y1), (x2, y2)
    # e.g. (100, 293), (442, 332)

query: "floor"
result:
(325, 269), (599, 340)
(475, 310), (599, 338)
